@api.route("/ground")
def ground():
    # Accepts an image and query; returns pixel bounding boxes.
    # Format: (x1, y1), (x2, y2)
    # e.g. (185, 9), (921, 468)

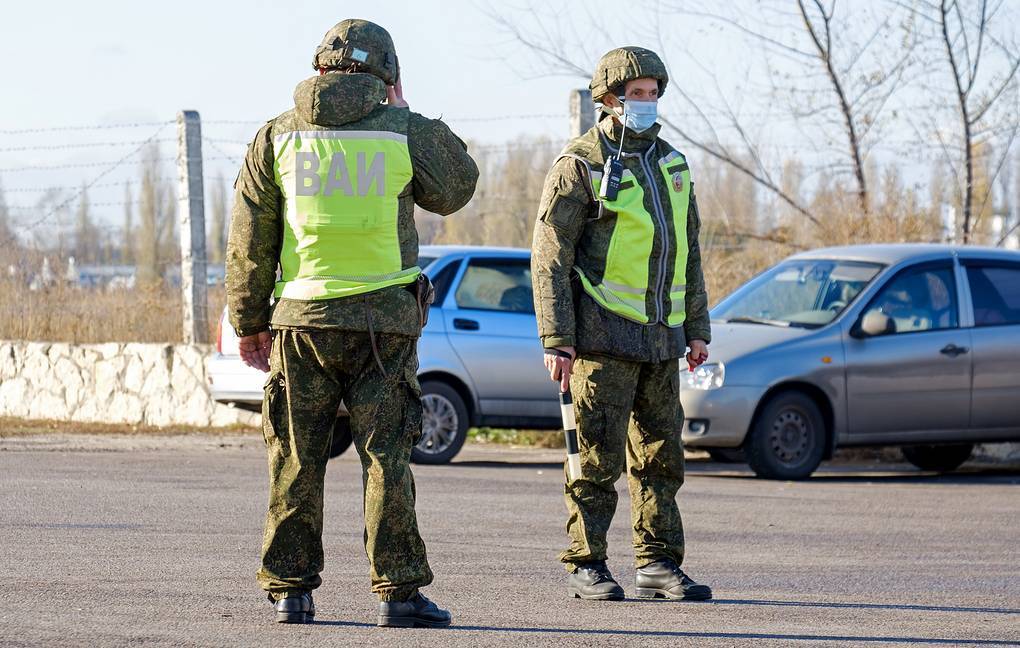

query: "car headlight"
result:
(681, 362), (725, 390)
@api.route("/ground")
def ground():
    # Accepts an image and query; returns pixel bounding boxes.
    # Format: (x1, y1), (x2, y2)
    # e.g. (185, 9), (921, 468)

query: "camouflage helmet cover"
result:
(589, 46), (669, 101)
(313, 19), (399, 85)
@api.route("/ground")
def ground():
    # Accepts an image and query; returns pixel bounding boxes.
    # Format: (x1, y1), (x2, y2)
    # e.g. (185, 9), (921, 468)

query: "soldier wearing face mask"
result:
(531, 46), (713, 602)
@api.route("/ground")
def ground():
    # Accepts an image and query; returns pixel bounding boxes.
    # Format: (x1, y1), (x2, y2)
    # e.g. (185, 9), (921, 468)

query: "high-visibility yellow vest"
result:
(568, 149), (691, 326)
(272, 129), (419, 300)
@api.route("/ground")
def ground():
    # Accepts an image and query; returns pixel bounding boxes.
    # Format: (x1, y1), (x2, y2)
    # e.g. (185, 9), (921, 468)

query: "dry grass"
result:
(702, 242), (790, 307)
(0, 280), (224, 344)
(1, 193), (944, 344)
(0, 416), (256, 438)
(468, 427), (566, 448)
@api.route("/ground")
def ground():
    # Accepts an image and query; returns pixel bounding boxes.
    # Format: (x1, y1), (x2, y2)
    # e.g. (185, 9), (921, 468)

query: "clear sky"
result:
(0, 0), (580, 138)
(0, 0), (584, 232)
(2, 0), (1016, 238)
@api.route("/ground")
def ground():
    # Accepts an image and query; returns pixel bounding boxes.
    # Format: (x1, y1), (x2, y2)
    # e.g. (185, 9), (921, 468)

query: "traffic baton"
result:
(549, 348), (582, 482)
(560, 391), (582, 482)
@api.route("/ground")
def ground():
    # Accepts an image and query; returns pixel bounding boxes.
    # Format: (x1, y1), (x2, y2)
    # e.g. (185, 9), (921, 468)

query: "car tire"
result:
(412, 380), (469, 465)
(900, 444), (973, 472)
(746, 391), (826, 480)
(328, 416), (353, 459)
(706, 447), (746, 463)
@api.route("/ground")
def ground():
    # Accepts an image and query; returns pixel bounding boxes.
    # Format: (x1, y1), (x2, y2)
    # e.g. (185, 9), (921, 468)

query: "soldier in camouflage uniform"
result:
(226, 19), (478, 627)
(532, 47), (713, 601)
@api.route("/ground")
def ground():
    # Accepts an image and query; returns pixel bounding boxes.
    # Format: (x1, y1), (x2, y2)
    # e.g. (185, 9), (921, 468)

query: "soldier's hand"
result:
(386, 80), (409, 108)
(687, 339), (709, 372)
(239, 330), (272, 373)
(544, 346), (576, 393)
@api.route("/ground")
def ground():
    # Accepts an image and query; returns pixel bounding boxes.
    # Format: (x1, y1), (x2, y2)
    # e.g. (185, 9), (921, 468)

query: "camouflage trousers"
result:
(561, 353), (686, 570)
(256, 328), (433, 602)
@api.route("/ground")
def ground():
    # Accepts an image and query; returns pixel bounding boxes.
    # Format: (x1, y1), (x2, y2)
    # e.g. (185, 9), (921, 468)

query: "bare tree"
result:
(208, 171), (227, 265)
(0, 176), (11, 251)
(122, 182), (134, 265)
(488, 0), (919, 234)
(74, 184), (98, 264)
(156, 174), (178, 267)
(940, 0), (1018, 242)
(1007, 147), (1020, 245)
(435, 137), (558, 247)
(137, 147), (161, 284)
(794, 0), (870, 214)
(901, 0), (1020, 243)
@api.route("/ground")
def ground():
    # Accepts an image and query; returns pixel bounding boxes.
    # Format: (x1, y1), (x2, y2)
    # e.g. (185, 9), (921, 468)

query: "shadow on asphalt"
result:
(450, 459), (1020, 484)
(682, 598), (1020, 615)
(309, 620), (1019, 645)
(452, 460), (564, 470)
(687, 464), (1020, 484)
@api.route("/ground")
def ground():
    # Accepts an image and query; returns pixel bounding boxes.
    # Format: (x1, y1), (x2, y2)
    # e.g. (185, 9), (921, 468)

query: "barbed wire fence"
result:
(0, 110), (581, 265)
(0, 109), (586, 343)
(2, 96), (948, 340)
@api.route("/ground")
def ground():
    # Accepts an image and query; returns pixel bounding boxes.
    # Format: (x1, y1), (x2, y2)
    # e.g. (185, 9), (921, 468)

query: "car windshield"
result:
(713, 259), (883, 328)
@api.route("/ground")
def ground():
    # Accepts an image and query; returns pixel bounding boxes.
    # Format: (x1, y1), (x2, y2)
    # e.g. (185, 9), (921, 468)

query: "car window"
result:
(966, 264), (1020, 327)
(454, 258), (534, 313)
(861, 265), (958, 334)
(712, 260), (881, 328)
(428, 260), (460, 306)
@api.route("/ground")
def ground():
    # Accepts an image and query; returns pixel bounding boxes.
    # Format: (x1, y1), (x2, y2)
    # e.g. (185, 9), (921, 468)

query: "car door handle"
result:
(453, 318), (480, 331)
(939, 344), (969, 357)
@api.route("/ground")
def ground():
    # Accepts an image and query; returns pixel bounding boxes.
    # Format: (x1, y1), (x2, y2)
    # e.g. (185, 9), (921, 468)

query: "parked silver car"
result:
(681, 244), (1020, 479)
(209, 245), (559, 464)
(211, 243), (1019, 478)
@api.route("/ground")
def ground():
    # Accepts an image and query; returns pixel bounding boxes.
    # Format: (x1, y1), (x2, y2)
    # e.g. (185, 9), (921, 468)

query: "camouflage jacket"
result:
(531, 114), (711, 362)
(226, 72), (478, 338)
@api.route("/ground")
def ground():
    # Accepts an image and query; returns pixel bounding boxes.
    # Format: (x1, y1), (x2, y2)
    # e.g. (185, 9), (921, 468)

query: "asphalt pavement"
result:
(0, 434), (1018, 647)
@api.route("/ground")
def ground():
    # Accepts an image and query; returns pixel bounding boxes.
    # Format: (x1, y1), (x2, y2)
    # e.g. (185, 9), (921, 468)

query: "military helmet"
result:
(313, 19), (399, 85)
(589, 46), (669, 101)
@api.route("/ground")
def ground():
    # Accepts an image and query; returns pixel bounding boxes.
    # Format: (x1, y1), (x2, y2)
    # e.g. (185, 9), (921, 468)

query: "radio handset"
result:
(598, 95), (628, 202)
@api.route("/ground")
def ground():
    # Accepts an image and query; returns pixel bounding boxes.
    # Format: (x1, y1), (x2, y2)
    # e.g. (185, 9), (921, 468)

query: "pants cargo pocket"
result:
(402, 362), (424, 446)
(262, 373), (290, 457)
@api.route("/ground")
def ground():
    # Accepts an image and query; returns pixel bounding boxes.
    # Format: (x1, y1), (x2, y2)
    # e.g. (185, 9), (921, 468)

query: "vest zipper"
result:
(638, 148), (669, 324)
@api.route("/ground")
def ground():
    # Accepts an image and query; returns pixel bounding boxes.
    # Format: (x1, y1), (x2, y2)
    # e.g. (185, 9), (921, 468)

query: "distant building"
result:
(64, 263), (227, 289)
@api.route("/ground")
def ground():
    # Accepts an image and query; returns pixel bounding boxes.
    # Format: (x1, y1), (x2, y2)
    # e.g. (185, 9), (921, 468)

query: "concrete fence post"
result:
(570, 89), (594, 139)
(176, 110), (209, 345)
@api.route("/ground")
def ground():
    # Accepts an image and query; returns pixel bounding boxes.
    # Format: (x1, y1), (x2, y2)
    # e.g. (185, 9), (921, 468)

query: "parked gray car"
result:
(211, 243), (1020, 478)
(209, 245), (559, 464)
(682, 244), (1020, 479)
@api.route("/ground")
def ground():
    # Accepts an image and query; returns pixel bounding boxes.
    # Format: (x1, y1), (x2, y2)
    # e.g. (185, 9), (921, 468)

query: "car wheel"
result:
(328, 416), (353, 459)
(706, 447), (745, 463)
(412, 380), (469, 465)
(746, 391), (826, 480)
(900, 444), (973, 472)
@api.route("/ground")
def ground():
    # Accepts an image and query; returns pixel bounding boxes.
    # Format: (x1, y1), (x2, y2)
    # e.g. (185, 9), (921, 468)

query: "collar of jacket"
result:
(597, 111), (662, 155)
(292, 72), (389, 127)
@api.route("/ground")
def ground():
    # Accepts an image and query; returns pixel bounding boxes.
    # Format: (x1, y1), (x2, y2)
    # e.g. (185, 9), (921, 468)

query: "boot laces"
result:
(582, 561), (614, 583)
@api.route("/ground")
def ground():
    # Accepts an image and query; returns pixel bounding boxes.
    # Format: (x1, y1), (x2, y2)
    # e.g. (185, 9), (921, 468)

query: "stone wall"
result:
(0, 341), (255, 427)
(0, 340), (1016, 463)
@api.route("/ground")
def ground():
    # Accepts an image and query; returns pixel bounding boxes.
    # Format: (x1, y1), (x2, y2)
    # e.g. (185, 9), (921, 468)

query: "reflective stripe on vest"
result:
(272, 130), (418, 300)
(572, 150), (691, 326)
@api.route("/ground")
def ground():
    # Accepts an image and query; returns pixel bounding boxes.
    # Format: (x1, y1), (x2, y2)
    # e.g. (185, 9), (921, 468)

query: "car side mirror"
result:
(856, 311), (893, 338)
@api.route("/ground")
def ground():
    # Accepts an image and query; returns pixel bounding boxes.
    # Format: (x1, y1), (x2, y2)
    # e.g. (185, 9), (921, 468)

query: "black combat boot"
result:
(377, 592), (452, 628)
(567, 561), (625, 600)
(271, 592), (315, 623)
(634, 559), (712, 600)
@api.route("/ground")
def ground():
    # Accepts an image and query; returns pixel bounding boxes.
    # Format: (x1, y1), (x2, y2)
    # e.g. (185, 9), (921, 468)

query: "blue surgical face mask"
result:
(622, 99), (658, 133)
